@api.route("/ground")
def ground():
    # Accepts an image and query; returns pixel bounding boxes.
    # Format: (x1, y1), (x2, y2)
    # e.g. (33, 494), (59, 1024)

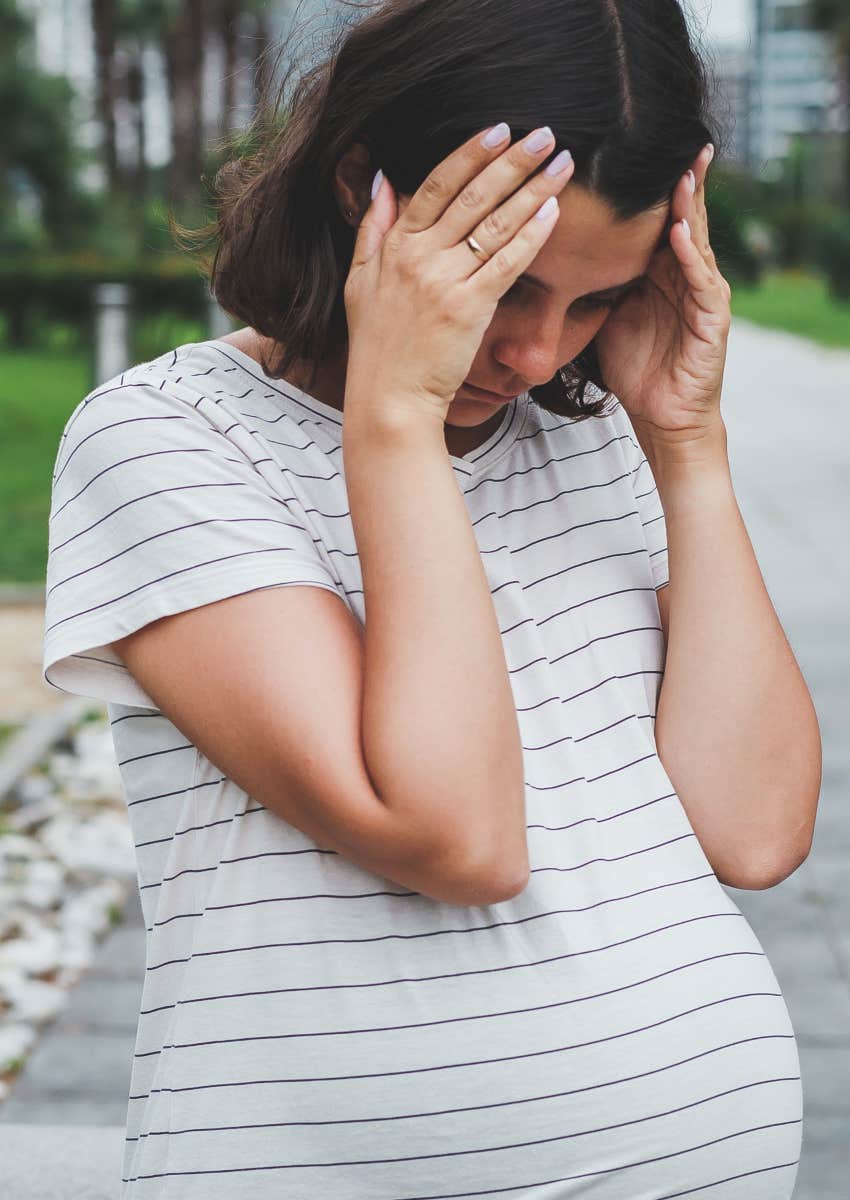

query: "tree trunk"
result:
(844, 48), (850, 205)
(124, 42), (146, 200)
(164, 0), (205, 205)
(91, 0), (119, 193)
(220, 0), (239, 138)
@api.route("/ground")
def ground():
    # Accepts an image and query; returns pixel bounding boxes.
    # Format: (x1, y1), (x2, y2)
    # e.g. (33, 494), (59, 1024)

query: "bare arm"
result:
(343, 404), (529, 902)
(651, 425), (821, 890)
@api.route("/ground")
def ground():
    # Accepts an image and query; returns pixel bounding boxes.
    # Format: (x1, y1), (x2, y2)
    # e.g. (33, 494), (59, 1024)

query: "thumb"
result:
(350, 169), (397, 269)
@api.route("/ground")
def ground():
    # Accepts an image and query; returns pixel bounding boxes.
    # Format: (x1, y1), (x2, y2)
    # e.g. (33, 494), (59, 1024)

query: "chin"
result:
(447, 389), (511, 424)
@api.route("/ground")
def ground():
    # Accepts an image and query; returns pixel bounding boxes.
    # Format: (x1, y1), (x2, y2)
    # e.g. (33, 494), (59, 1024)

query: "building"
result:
(749, 0), (845, 177)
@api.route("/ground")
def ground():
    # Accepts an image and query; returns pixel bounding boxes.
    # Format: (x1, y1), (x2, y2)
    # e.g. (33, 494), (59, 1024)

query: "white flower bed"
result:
(0, 709), (135, 1100)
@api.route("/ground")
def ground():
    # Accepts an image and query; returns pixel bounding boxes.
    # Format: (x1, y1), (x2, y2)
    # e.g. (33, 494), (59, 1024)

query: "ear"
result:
(331, 141), (374, 227)
(331, 142), (413, 227)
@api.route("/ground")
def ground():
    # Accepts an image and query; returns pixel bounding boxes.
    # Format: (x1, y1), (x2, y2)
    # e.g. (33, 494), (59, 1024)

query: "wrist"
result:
(342, 394), (447, 455)
(632, 418), (732, 502)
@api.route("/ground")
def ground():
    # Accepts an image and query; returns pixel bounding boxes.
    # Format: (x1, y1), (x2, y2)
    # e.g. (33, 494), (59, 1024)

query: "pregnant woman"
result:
(43, 0), (821, 1196)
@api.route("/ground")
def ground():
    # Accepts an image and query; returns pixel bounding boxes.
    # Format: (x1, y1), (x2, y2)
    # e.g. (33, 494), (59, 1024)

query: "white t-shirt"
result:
(43, 340), (802, 1199)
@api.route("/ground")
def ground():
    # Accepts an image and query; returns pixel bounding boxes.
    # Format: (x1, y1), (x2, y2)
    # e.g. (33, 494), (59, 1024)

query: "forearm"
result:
(643, 422), (821, 888)
(342, 401), (528, 889)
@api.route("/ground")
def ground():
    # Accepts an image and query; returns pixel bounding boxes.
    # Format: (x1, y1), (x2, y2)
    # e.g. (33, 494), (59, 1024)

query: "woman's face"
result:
(444, 183), (671, 427)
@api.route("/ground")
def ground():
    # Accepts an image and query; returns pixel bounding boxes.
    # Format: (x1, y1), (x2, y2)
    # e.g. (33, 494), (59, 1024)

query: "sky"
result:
(690, 0), (754, 45)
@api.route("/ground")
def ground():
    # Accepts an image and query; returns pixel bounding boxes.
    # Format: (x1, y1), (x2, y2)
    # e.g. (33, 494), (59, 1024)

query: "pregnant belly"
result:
(140, 871), (802, 1200)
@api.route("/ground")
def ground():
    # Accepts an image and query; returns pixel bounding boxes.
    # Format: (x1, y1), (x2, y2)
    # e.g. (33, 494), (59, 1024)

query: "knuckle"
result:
(482, 208), (508, 239)
(458, 183), (484, 211)
(421, 171), (448, 202)
(492, 248), (515, 277)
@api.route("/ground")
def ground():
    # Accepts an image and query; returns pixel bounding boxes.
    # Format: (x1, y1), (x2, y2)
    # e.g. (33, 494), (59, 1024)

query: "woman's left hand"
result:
(594, 144), (731, 447)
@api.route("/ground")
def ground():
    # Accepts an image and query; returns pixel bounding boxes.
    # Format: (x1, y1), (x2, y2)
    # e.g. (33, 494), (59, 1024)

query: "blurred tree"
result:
(808, 0), (850, 203)
(89, 1), (271, 207)
(91, 0), (120, 194)
(0, 0), (77, 253)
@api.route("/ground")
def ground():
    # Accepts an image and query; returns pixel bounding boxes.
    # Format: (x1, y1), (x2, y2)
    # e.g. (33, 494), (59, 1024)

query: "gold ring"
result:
(466, 234), (488, 260)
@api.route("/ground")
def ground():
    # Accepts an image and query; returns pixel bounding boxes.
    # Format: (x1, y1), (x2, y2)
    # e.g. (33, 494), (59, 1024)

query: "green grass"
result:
(0, 350), (90, 583)
(732, 270), (850, 350)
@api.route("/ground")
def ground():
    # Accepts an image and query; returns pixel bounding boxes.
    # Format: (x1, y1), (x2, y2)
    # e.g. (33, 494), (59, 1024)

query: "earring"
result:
(345, 208), (355, 219)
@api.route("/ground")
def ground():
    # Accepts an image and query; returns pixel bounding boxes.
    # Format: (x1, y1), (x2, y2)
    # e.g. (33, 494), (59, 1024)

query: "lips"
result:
(465, 382), (517, 400)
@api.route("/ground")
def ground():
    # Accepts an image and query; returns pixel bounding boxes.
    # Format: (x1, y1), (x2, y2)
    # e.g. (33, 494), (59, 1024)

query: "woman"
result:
(43, 1), (821, 1196)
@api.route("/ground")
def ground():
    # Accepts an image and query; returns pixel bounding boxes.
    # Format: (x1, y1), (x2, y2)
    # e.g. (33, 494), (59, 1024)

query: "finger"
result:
(447, 150), (575, 278)
(468, 193), (561, 302)
(432, 126), (571, 251)
(349, 169), (399, 270)
(670, 219), (728, 314)
(397, 121), (514, 235)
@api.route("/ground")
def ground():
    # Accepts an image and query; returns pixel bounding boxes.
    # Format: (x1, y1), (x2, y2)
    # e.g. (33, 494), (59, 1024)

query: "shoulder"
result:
(54, 342), (261, 468)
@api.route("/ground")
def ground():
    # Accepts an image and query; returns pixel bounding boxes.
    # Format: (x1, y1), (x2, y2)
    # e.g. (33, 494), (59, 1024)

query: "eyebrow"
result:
(517, 271), (645, 298)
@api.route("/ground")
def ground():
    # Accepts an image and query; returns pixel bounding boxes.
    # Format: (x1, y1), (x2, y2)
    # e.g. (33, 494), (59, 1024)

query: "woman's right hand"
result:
(342, 122), (575, 430)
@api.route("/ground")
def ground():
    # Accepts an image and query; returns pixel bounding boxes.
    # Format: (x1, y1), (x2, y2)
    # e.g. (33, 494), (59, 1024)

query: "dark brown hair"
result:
(204, 0), (721, 419)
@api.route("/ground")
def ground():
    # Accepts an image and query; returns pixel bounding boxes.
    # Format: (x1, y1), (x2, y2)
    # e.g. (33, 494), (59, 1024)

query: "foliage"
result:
(732, 270), (850, 348)
(705, 167), (772, 284)
(0, 254), (209, 347)
(809, 210), (850, 299)
(0, 0), (79, 252)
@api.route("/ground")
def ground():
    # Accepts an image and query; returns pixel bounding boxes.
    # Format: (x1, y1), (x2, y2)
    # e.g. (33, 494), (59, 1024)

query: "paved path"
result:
(0, 318), (848, 1197)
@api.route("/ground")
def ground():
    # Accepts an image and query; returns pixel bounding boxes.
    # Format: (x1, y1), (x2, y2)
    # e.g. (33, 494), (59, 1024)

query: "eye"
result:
(571, 295), (619, 313)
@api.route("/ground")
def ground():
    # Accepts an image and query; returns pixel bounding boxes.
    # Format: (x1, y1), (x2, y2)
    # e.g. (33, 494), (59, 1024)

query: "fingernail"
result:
(545, 149), (573, 177)
(524, 126), (554, 154)
(686, 169), (696, 194)
(482, 122), (511, 149)
(706, 143), (715, 163)
(535, 195), (559, 222)
(681, 218), (691, 239)
(371, 169), (384, 200)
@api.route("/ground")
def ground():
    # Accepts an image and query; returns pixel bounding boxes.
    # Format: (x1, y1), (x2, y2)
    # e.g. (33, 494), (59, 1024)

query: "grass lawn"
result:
(0, 350), (90, 584)
(732, 270), (850, 351)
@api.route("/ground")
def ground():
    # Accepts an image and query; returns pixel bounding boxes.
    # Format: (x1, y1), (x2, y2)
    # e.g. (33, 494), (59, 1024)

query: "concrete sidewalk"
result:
(1, 317), (848, 1197)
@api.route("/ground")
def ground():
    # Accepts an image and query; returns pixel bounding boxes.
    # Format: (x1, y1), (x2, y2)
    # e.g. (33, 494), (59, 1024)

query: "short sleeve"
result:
(609, 400), (670, 592)
(43, 378), (344, 710)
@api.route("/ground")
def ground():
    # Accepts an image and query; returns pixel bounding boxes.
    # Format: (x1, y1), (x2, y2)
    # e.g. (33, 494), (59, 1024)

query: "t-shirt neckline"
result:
(198, 340), (529, 479)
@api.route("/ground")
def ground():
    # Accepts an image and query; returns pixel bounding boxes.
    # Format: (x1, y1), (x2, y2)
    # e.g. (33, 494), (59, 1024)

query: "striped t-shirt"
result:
(43, 339), (802, 1199)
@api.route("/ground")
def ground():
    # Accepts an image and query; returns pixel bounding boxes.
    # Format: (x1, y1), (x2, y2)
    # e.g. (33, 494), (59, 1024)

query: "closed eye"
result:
(502, 283), (632, 312)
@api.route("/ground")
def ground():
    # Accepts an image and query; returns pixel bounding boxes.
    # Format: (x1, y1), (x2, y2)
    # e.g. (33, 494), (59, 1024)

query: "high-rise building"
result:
(755, 0), (845, 169)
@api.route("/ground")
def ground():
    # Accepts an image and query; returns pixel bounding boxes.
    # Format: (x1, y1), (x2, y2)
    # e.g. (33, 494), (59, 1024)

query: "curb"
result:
(0, 584), (46, 607)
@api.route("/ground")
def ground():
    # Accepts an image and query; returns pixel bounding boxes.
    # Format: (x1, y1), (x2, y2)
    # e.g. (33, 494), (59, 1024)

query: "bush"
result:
(809, 211), (850, 302)
(0, 254), (209, 347)
(705, 168), (768, 285)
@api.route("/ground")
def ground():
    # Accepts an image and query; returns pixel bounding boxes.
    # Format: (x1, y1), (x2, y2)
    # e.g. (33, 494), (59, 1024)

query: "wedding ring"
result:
(466, 234), (489, 260)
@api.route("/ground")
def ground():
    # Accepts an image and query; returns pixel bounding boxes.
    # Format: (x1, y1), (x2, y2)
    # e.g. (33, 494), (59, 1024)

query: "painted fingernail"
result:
(482, 122), (511, 149)
(681, 218), (691, 239)
(524, 126), (554, 154)
(536, 195), (559, 221)
(545, 149), (573, 177)
(371, 169), (384, 200)
(686, 169), (696, 194)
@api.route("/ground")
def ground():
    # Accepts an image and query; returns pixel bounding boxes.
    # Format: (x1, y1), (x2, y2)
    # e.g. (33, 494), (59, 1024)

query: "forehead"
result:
(532, 184), (670, 293)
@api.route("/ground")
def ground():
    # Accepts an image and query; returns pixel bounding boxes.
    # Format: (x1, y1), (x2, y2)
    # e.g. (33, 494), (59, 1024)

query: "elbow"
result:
(426, 838), (530, 907)
(456, 853), (531, 906)
(716, 835), (814, 892)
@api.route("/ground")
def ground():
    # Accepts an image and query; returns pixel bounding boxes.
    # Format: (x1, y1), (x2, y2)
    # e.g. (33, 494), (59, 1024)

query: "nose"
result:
(491, 318), (573, 390)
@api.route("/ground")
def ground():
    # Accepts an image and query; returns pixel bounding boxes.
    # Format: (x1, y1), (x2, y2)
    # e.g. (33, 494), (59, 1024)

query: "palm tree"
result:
(808, 0), (850, 202)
